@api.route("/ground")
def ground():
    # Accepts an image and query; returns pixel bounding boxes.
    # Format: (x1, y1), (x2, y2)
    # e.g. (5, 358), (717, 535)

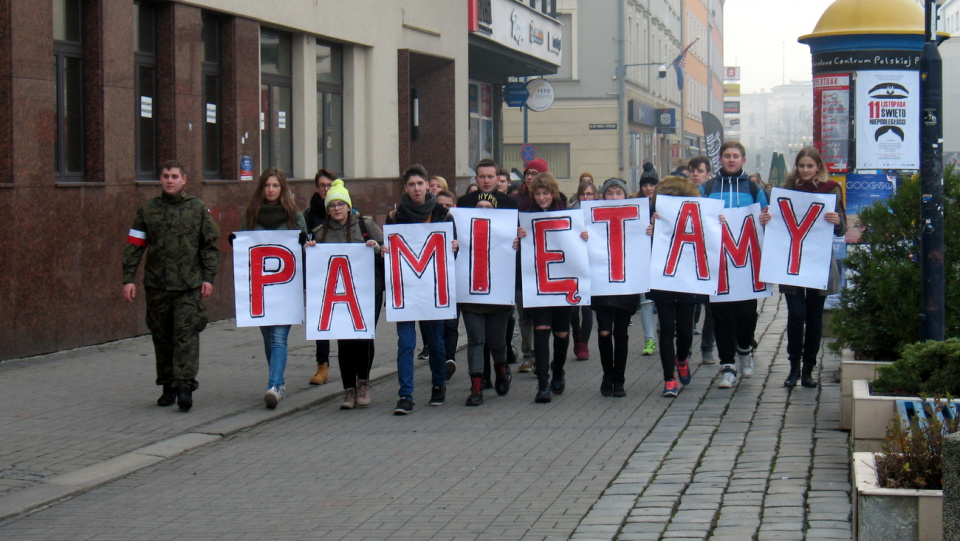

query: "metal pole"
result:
(919, 0), (944, 341)
(523, 77), (529, 145)
(617, 0), (626, 177)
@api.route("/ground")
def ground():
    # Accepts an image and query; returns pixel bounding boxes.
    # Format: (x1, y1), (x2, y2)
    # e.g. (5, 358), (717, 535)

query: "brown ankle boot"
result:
(340, 388), (357, 409)
(356, 379), (371, 407)
(310, 363), (329, 385)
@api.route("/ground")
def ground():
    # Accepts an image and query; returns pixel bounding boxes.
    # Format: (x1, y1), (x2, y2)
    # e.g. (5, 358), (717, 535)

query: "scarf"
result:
(394, 192), (436, 223)
(793, 179), (840, 195)
(257, 203), (290, 230)
(309, 192), (327, 220)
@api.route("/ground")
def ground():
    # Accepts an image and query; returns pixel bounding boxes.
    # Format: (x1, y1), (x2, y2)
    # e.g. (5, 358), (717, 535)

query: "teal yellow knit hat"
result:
(324, 179), (352, 209)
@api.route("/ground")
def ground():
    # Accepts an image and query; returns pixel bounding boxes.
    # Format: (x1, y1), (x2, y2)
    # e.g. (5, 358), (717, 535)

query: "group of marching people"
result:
(125, 140), (844, 414)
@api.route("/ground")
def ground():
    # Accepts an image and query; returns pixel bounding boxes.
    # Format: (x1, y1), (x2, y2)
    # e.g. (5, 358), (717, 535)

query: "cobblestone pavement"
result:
(0, 297), (852, 540)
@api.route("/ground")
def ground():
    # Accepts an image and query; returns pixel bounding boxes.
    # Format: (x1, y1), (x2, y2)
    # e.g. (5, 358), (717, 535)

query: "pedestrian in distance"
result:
(517, 172), (588, 403)
(687, 155), (717, 365)
(239, 168), (307, 409)
(703, 141), (770, 389)
(383, 165), (459, 415)
(633, 172), (660, 357)
(759, 147), (845, 388)
(647, 176), (709, 398)
(590, 178), (639, 397)
(310, 179), (384, 410)
(122, 159), (220, 412)
(303, 168), (337, 386)
(569, 179), (598, 361)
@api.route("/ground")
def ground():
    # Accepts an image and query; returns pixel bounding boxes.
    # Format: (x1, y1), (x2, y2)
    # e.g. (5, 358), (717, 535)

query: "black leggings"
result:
(593, 305), (632, 385)
(785, 290), (826, 366)
(654, 301), (696, 382)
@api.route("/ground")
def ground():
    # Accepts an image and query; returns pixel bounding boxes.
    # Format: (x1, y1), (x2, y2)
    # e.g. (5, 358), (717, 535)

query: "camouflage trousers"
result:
(145, 287), (208, 390)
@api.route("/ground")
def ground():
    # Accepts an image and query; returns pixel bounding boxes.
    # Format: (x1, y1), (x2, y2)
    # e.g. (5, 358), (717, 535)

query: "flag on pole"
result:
(670, 38), (699, 91)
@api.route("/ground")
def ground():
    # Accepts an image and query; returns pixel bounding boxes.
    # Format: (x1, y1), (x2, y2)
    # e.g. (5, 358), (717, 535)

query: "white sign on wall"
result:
(855, 70), (919, 170)
(471, 0), (562, 66)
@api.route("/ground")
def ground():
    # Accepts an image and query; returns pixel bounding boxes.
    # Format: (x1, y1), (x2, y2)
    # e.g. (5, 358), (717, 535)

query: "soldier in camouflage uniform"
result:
(122, 160), (220, 411)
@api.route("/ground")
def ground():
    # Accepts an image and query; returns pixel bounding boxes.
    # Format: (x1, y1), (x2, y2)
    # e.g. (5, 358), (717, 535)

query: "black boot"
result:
(535, 377), (552, 403)
(177, 383), (193, 411)
(494, 363), (512, 396)
(800, 363), (817, 388)
(784, 359), (801, 387)
(465, 375), (484, 406)
(157, 383), (177, 407)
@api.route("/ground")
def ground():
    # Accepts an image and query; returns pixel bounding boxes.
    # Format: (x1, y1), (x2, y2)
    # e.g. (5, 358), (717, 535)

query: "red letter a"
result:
(319, 255), (366, 332)
(663, 202), (710, 280)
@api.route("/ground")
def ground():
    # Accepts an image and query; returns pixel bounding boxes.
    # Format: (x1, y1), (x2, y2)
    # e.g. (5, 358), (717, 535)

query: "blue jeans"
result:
(396, 320), (446, 400)
(260, 325), (291, 388)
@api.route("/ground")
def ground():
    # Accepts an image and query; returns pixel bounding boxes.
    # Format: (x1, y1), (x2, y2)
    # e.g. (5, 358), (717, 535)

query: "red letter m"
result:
(718, 215), (764, 295)
(389, 232), (450, 309)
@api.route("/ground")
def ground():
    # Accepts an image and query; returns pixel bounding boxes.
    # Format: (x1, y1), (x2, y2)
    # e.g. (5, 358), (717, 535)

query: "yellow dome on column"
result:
(799, 0), (925, 41)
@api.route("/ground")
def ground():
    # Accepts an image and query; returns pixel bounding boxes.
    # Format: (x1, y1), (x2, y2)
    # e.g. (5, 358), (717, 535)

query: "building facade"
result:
(737, 82), (814, 177)
(0, 0), (557, 360)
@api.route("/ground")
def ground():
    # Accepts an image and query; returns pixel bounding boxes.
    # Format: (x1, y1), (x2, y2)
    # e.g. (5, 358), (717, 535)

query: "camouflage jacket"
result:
(122, 191), (221, 291)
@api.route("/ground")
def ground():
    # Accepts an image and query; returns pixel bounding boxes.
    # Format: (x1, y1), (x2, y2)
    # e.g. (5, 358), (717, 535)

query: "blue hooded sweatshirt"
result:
(702, 169), (769, 209)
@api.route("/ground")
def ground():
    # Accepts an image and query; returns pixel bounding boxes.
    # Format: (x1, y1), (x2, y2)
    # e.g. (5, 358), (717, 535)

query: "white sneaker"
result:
(264, 385), (285, 409)
(701, 349), (716, 364)
(738, 351), (754, 377)
(718, 366), (739, 389)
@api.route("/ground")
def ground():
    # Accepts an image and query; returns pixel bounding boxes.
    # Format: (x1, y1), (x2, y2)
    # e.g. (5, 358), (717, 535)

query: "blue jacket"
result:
(703, 170), (769, 209)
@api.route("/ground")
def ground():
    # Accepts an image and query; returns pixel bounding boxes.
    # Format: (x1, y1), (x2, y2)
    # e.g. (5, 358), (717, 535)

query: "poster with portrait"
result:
(855, 70), (919, 170)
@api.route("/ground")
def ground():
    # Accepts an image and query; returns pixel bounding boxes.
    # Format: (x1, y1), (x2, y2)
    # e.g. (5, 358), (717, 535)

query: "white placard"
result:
(710, 203), (773, 302)
(759, 188), (838, 290)
(519, 210), (591, 308)
(278, 110), (287, 129)
(582, 199), (650, 296)
(384, 222), (457, 322)
(449, 208), (519, 305)
(855, 70), (919, 170)
(304, 243), (377, 340)
(206, 103), (217, 124)
(649, 195), (724, 295)
(233, 230), (304, 327)
(140, 95), (153, 118)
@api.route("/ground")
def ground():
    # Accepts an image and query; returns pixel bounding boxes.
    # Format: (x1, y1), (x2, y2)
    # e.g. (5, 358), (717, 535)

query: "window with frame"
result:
(202, 13), (221, 179)
(315, 42), (343, 175)
(134, 1), (157, 179)
(54, 0), (84, 179)
(260, 29), (293, 175)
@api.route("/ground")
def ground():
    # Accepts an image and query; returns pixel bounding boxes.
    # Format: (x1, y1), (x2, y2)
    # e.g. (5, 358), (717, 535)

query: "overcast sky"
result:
(723, 0), (838, 94)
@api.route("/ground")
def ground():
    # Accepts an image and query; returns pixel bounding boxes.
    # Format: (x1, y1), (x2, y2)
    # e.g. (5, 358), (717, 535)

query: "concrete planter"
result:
(853, 451), (942, 541)
(851, 379), (958, 453)
(840, 351), (892, 431)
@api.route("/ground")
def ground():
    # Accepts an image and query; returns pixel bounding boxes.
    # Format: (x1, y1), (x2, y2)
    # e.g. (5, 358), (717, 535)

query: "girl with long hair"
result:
(760, 147), (845, 388)
(242, 168), (307, 409)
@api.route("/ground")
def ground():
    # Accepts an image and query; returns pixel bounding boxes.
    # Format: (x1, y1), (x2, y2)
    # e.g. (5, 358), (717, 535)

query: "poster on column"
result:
(384, 222), (457, 322)
(449, 208), (519, 305)
(304, 243), (376, 340)
(855, 70), (919, 170)
(759, 188), (837, 290)
(582, 199), (650, 296)
(649, 195), (724, 295)
(519, 210), (591, 308)
(710, 203), (773, 303)
(233, 230), (304, 327)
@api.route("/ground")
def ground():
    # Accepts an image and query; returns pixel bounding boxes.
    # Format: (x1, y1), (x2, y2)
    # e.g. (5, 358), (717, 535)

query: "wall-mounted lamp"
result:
(411, 88), (419, 141)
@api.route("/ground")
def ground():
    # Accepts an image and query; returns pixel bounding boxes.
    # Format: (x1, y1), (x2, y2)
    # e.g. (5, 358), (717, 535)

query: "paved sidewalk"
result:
(0, 297), (852, 539)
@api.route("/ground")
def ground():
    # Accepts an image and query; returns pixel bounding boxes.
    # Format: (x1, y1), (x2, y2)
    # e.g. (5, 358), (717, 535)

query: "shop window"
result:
(134, 1), (157, 179)
(54, 0), (84, 179)
(202, 14), (221, 179)
(501, 143), (570, 179)
(260, 29), (293, 175)
(316, 42), (343, 175)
